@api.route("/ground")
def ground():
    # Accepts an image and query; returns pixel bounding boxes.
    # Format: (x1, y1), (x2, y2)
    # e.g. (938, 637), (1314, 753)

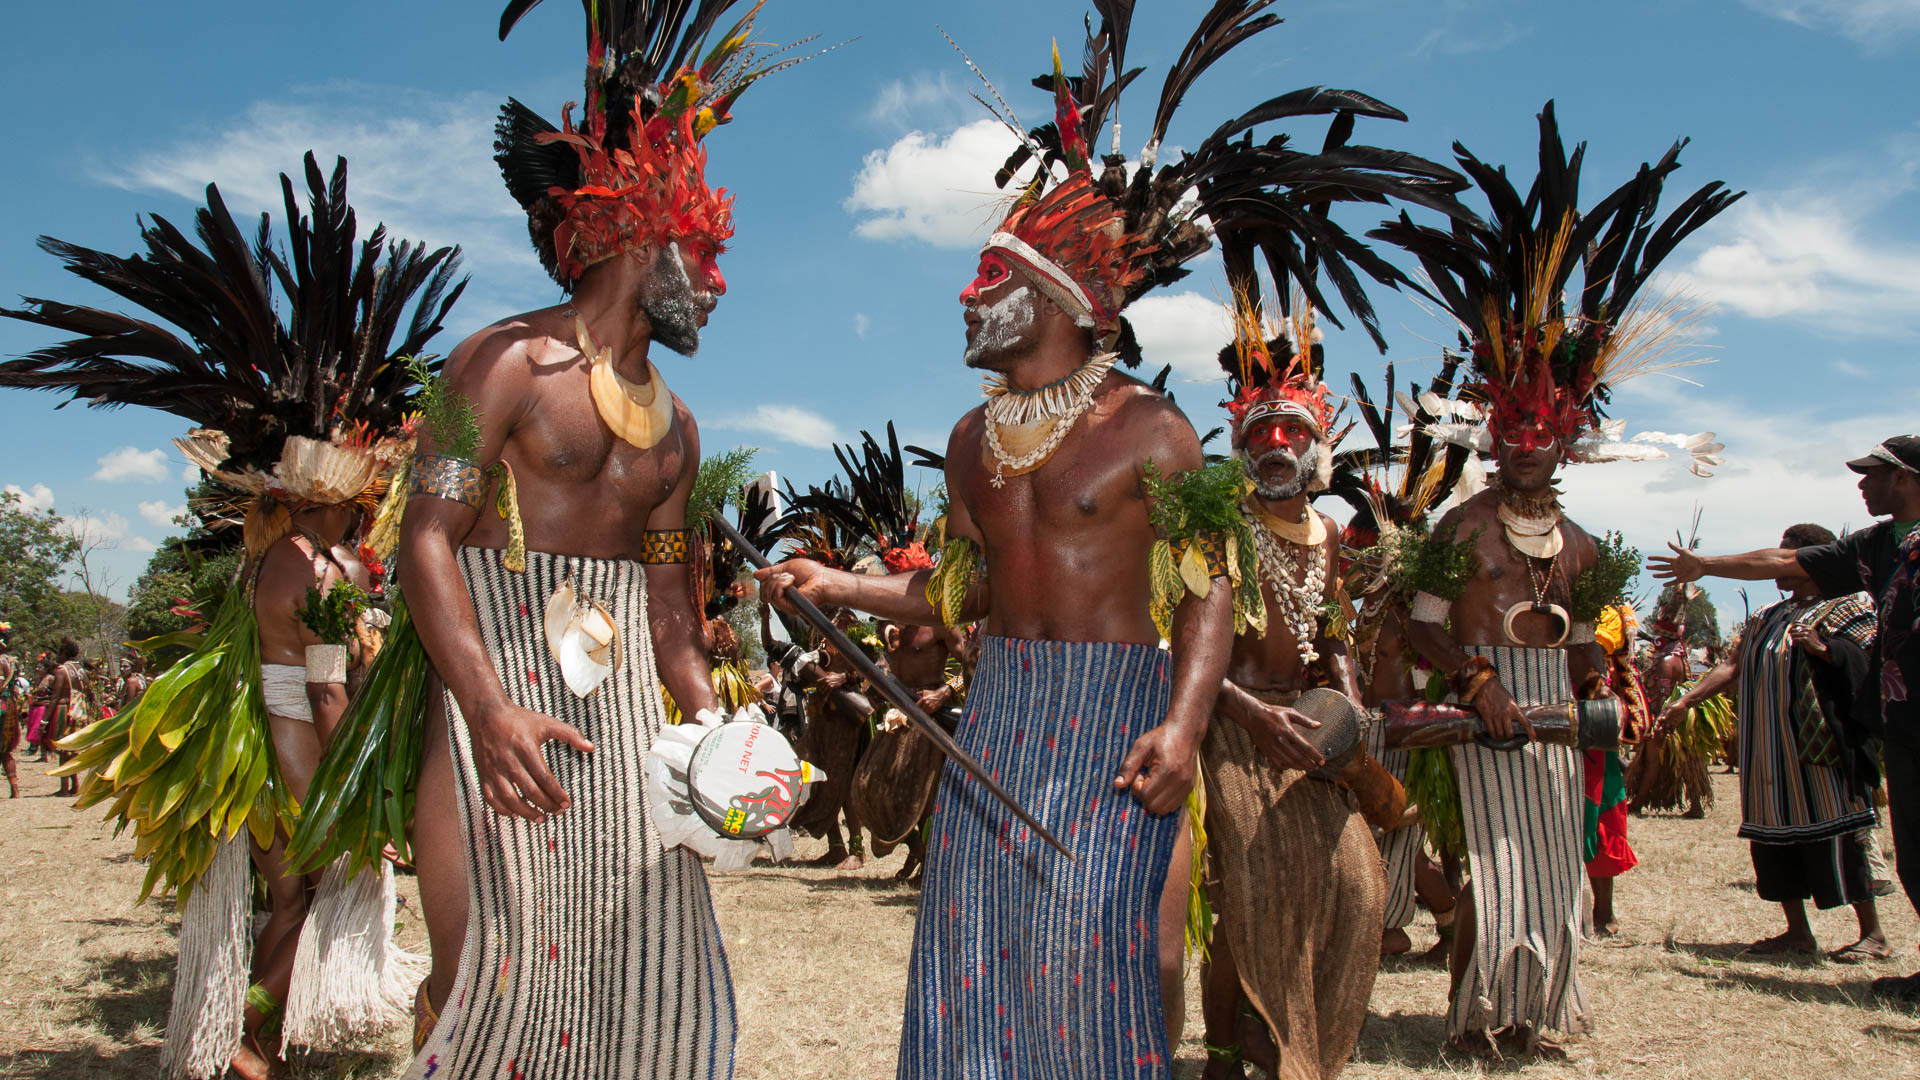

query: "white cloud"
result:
(126, 536), (159, 554)
(92, 447), (172, 484)
(4, 483), (56, 512)
(61, 511), (131, 546)
(182, 463), (201, 484)
(1126, 293), (1234, 385)
(138, 500), (186, 528)
(1744, 0), (1920, 45)
(1671, 138), (1920, 335)
(853, 313), (873, 339)
(846, 120), (1022, 248)
(104, 85), (536, 283)
(867, 72), (967, 128)
(1411, 22), (1532, 56)
(710, 404), (843, 450)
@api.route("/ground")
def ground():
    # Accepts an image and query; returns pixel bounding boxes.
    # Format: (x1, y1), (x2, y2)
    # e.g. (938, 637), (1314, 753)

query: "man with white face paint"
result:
(755, 5), (1469, 1074)
(395, 4), (827, 1077)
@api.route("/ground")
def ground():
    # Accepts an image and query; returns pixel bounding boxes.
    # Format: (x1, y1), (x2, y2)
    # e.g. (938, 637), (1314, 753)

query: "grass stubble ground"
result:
(3, 756), (1919, 1079)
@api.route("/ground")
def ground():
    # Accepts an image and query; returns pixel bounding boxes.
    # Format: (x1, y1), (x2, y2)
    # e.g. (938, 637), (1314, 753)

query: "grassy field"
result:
(4, 753), (1919, 1079)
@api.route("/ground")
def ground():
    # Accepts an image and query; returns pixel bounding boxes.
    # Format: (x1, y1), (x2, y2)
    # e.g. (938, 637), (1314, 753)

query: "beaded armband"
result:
(638, 529), (692, 565)
(408, 454), (485, 508)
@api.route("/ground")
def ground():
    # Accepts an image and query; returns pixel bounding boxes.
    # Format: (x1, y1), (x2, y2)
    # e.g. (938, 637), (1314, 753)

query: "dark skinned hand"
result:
(1654, 701), (1688, 741)
(1236, 697), (1325, 771)
(914, 685), (952, 715)
(1789, 623), (1830, 660)
(755, 559), (836, 613)
(1470, 678), (1536, 742)
(1113, 722), (1198, 816)
(467, 700), (595, 822)
(1648, 543), (1705, 584)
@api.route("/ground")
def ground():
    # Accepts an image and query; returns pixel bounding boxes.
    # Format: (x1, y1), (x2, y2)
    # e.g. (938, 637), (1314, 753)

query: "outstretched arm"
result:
(1649, 543), (1806, 586)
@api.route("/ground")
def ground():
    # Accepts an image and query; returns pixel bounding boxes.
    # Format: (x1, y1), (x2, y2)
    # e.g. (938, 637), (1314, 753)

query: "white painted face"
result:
(962, 282), (1037, 368)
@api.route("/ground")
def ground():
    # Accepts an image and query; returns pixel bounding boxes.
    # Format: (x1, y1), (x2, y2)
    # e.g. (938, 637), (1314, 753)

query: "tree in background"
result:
(1683, 592), (1722, 649)
(0, 489), (81, 658)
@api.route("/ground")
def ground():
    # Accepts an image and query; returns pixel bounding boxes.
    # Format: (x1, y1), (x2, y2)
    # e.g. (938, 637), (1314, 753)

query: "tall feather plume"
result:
(971, 1), (1470, 363)
(1368, 101), (1744, 442)
(0, 154), (467, 475)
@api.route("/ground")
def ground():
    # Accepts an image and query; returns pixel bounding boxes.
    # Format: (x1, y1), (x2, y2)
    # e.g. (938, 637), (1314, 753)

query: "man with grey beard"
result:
(391, 3), (825, 1073)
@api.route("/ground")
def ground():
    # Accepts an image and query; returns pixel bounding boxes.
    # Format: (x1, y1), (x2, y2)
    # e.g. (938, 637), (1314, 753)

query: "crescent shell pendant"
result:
(1503, 600), (1571, 648)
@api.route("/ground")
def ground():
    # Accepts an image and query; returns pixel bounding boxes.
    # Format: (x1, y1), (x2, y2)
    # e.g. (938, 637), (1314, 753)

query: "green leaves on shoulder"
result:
(1382, 521), (1482, 603)
(403, 354), (482, 462)
(1570, 531), (1641, 623)
(922, 515), (981, 628)
(298, 582), (369, 645)
(1141, 459), (1266, 640)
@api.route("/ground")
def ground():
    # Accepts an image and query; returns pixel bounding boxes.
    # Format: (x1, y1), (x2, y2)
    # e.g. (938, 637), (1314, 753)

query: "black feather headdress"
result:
(0, 153), (467, 544)
(494, 0), (834, 284)
(962, 0), (1468, 364)
(1369, 102), (1744, 461)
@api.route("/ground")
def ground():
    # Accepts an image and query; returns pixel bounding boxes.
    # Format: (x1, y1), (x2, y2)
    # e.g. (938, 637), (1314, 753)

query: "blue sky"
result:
(2, 0), (1917, 630)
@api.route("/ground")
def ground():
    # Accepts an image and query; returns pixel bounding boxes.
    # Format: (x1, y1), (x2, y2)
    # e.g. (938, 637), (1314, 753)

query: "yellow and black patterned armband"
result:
(638, 529), (692, 565)
(408, 454), (485, 508)
(923, 523), (983, 628)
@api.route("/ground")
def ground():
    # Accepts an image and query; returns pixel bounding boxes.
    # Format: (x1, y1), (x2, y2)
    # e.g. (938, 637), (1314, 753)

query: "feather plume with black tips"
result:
(981, 0), (1470, 356)
(1321, 357), (1473, 543)
(817, 423), (924, 557)
(0, 153), (466, 475)
(1368, 101), (1744, 414)
(705, 482), (778, 617)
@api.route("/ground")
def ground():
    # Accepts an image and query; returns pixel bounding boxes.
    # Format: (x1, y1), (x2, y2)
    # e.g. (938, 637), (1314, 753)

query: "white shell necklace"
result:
(980, 352), (1118, 487)
(1249, 511), (1327, 666)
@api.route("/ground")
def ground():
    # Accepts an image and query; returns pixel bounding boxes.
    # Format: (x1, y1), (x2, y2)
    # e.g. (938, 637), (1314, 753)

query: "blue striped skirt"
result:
(897, 636), (1179, 1079)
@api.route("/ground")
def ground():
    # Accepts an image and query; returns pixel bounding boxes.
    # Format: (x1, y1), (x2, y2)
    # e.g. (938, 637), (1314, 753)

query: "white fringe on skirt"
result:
(160, 836), (252, 1079)
(282, 858), (427, 1051)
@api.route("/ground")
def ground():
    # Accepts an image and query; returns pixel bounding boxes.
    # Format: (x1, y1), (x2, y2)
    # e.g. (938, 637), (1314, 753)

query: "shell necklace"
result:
(575, 315), (674, 450)
(1248, 503), (1328, 666)
(980, 352), (1117, 487)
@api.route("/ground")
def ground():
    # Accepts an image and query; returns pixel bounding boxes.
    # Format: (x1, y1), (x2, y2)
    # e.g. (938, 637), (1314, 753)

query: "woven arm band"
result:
(638, 529), (691, 564)
(305, 644), (348, 685)
(1410, 590), (1452, 624)
(408, 454), (485, 509)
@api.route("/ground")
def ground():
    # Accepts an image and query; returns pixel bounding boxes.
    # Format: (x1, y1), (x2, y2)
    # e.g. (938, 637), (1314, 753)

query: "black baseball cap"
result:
(1846, 436), (1920, 475)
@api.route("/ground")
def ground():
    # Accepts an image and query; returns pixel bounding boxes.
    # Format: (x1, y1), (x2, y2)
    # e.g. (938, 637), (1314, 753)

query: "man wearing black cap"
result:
(1651, 435), (1920, 998)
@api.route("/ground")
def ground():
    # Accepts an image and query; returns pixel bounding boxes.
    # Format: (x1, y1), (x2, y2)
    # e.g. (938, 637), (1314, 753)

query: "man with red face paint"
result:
(1372, 102), (1741, 1056)
(395, 5), (826, 1077)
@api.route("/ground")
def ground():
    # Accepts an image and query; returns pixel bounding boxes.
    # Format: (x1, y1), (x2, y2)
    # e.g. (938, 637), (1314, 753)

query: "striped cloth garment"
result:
(1446, 645), (1591, 1040)
(1734, 596), (1878, 844)
(1364, 721), (1423, 931)
(898, 636), (1180, 1080)
(406, 548), (736, 1080)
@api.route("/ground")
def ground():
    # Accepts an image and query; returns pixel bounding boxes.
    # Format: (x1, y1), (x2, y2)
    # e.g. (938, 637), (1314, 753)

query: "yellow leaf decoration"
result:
(1178, 542), (1213, 598)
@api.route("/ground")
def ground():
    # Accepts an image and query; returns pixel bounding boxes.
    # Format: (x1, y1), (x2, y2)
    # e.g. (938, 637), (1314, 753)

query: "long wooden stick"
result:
(712, 514), (1072, 858)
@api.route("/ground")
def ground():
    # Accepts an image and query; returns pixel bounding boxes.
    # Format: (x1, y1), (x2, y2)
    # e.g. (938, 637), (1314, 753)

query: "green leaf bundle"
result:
(288, 597), (431, 875)
(404, 354), (482, 461)
(1569, 531), (1641, 622)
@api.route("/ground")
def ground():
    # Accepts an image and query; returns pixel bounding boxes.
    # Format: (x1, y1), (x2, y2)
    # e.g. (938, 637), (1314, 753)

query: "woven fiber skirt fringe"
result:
(1446, 645), (1591, 1039)
(1364, 719), (1423, 930)
(406, 547), (735, 1080)
(1204, 706), (1384, 1080)
(898, 636), (1180, 1080)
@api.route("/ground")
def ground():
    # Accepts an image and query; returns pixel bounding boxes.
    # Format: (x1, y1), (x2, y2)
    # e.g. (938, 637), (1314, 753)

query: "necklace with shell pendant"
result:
(576, 315), (675, 450)
(978, 352), (1117, 487)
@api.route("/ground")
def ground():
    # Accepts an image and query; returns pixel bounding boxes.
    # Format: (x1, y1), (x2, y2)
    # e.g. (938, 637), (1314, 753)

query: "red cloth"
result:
(1583, 748), (1638, 878)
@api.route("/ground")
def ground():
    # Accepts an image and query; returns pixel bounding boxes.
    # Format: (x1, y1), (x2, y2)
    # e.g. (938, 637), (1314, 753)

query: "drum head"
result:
(1293, 688), (1364, 769)
(688, 721), (806, 840)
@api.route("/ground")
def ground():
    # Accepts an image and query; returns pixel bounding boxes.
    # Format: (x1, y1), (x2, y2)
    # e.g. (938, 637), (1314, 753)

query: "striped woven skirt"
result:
(406, 548), (735, 1080)
(1363, 720), (1423, 930)
(1446, 646), (1590, 1039)
(898, 636), (1179, 1080)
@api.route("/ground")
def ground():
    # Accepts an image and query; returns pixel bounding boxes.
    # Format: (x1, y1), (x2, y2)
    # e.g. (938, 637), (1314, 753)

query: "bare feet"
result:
(1381, 928), (1412, 956)
(1682, 802), (1706, 819)
(1830, 935), (1893, 963)
(1746, 931), (1819, 955)
(1445, 1030), (1500, 1059)
(229, 1031), (282, 1080)
(1201, 1053), (1248, 1080)
(808, 848), (848, 868)
(895, 854), (923, 882)
(1419, 931), (1453, 967)
(833, 852), (865, 872)
(1592, 914), (1620, 938)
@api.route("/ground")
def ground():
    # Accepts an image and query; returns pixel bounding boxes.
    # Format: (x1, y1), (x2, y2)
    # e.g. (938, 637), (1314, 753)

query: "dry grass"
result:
(5, 755), (1920, 1079)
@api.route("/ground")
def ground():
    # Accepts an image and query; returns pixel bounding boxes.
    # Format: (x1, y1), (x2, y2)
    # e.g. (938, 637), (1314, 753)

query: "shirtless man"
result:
(1404, 440), (1612, 1053)
(760, 192), (1232, 1078)
(0, 633), (19, 798)
(236, 504), (370, 1074)
(119, 653), (149, 712)
(1198, 321), (1381, 1080)
(860, 619), (966, 880)
(47, 638), (84, 798)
